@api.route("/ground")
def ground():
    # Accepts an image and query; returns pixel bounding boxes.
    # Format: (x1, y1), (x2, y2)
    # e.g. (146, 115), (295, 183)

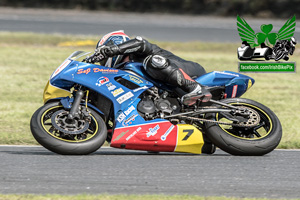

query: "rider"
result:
(272, 37), (297, 61)
(87, 30), (211, 106)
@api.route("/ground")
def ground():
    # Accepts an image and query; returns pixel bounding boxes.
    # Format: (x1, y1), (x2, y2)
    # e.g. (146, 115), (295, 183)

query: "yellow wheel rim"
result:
(41, 105), (99, 143)
(216, 103), (273, 140)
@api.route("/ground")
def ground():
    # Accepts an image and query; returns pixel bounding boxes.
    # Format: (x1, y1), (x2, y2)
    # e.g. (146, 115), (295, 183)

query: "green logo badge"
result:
(237, 15), (297, 72)
(237, 15), (296, 47)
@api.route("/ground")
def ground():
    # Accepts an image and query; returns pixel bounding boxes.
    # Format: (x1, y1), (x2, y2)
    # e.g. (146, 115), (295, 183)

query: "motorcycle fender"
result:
(43, 80), (71, 104)
(60, 98), (105, 116)
(174, 124), (204, 154)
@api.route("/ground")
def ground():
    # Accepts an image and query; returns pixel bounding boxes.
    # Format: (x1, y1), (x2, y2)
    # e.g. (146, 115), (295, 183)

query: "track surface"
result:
(0, 7), (299, 42)
(0, 146), (300, 198)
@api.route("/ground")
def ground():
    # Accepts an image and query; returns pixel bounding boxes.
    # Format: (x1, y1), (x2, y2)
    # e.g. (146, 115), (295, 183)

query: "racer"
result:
(272, 37), (297, 61)
(86, 30), (211, 106)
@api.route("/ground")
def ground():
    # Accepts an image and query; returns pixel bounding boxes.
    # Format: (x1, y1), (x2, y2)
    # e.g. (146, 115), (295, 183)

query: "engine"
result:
(137, 91), (179, 120)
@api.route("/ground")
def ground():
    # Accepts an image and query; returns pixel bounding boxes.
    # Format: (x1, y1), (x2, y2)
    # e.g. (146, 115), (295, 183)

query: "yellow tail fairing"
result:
(43, 81), (71, 104)
(174, 124), (204, 154)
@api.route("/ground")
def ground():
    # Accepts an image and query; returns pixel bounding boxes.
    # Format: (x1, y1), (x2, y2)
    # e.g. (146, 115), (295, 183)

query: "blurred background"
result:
(0, 0), (300, 18)
(0, 0), (299, 42)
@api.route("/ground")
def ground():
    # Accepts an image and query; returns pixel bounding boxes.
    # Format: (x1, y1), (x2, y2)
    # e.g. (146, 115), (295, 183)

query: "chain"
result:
(175, 106), (261, 128)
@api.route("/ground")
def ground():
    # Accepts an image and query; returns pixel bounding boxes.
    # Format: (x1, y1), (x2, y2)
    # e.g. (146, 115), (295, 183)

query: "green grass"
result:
(0, 32), (299, 148)
(0, 194), (299, 200)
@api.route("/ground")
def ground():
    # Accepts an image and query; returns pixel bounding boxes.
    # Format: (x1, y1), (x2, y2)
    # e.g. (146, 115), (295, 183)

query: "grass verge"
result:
(0, 32), (299, 148)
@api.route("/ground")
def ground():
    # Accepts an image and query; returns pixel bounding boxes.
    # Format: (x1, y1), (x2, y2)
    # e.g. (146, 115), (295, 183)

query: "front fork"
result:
(67, 88), (90, 122)
(68, 90), (85, 120)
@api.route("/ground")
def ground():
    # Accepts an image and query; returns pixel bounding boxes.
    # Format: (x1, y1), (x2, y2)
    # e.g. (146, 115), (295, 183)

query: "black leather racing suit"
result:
(107, 36), (207, 93)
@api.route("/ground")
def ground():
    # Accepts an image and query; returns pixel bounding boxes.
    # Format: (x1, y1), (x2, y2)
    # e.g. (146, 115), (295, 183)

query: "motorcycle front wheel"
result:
(204, 98), (282, 156)
(30, 101), (107, 155)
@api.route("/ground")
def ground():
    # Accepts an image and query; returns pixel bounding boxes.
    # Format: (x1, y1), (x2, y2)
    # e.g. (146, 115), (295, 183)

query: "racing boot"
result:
(181, 80), (212, 106)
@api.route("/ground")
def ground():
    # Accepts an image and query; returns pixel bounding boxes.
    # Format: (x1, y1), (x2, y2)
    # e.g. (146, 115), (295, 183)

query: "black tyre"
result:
(201, 134), (216, 154)
(204, 98), (282, 156)
(264, 49), (271, 60)
(275, 51), (285, 61)
(30, 101), (107, 155)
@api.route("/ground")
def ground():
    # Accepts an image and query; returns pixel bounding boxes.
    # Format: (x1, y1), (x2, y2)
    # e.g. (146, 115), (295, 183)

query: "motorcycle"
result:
(30, 51), (282, 156)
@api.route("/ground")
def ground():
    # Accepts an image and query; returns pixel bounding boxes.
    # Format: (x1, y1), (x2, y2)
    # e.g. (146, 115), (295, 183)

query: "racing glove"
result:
(95, 45), (120, 59)
(84, 45), (121, 63)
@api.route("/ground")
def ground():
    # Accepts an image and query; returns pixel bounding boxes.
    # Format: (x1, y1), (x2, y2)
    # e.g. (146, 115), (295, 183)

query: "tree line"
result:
(1, 0), (299, 18)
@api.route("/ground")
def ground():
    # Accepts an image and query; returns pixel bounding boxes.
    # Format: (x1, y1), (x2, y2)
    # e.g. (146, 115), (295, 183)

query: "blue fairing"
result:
(196, 71), (255, 98)
(50, 59), (155, 128)
(49, 51), (255, 129)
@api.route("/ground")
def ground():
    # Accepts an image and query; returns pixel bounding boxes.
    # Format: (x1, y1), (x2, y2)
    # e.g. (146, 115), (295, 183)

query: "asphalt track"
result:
(1, 145), (300, 198)
(0, 7), (300, 42)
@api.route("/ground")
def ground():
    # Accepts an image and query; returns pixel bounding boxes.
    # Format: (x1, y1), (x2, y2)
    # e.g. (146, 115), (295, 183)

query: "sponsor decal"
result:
(232, 85), (238, 98)
(117, 112), (126, 123)
(93, 68), (119, 73)
(51, 59), (71, 79)
(77, 68), (118, 75)
(161, 125), (175, 141)
(122, 114), (138, 126)
(117, 92), (134, 104)
(113, 130), (129, 142)
(106, 83), (117, 91)
(124, 105), (135, 115)
(116, 105), (136, 123)
(77, 68), (91, 75)
(146, 125), (160, 138)
(111, 88), (124, 97)
(133, 86), (149, 92)
(126, 127), (142, 141)
(129, 75), (143, 84)
(95, 77), (109, 86)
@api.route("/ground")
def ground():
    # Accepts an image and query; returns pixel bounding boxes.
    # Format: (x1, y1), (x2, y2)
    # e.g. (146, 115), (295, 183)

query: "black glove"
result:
(96, 45), (120, 58)
(83, 54), (99, 63)
(83, 45), (120, 63)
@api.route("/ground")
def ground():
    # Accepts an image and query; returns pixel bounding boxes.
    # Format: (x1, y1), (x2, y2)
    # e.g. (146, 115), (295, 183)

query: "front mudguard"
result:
(44, 97), (104, 117)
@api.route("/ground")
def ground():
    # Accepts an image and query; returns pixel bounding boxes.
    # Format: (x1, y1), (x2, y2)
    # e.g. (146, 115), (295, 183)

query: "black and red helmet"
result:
(96, 30), (130, 67)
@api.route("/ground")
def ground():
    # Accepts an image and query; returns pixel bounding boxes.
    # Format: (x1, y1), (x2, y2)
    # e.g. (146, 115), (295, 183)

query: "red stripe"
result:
(179, 68), (194, 81)
(99, 31), (128, 45)
(232, 85), (238, 98)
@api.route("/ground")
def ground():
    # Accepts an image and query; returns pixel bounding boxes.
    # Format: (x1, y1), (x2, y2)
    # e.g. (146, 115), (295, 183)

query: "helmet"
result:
(290, 37), (297, 46)
(96, 30), (130, 68)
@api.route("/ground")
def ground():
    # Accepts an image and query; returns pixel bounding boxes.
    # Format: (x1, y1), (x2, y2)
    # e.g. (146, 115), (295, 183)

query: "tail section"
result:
(195, 71), (255, 98)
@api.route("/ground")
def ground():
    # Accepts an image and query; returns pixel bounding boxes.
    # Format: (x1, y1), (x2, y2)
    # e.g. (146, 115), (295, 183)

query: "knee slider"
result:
(151, 55), (168, 69)
(144, 55), (169, 70)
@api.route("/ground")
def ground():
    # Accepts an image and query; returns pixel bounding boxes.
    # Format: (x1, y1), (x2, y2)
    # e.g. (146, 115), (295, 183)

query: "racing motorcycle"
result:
(30, 51), (282, 156)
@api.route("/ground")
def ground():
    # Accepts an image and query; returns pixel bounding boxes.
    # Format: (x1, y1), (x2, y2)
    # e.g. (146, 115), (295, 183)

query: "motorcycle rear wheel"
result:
(204, 98), (282, 156)
(30, 101), (107, 155)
